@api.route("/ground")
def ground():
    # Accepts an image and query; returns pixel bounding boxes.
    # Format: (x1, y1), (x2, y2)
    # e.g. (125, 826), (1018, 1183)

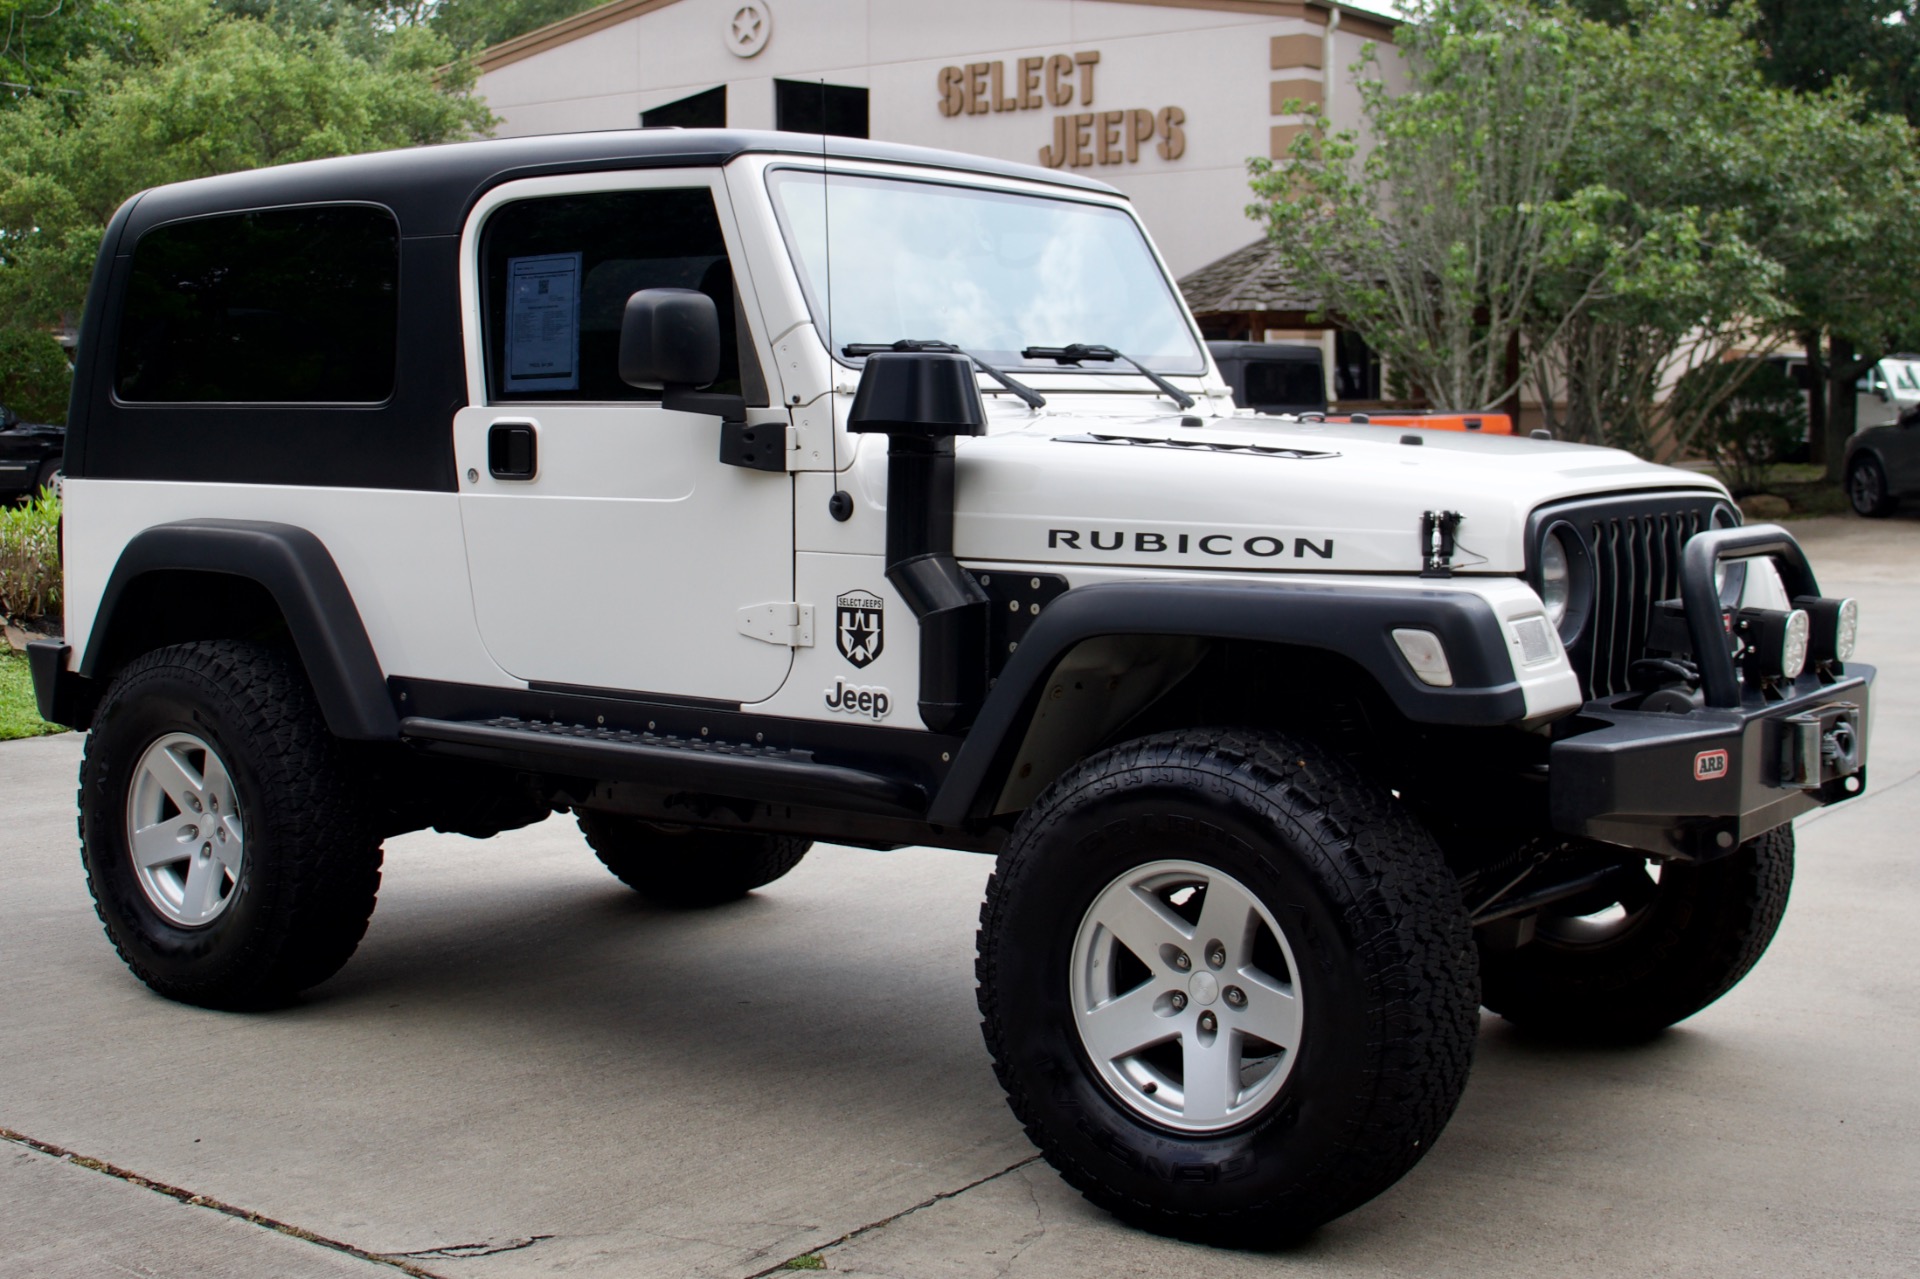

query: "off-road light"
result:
(1539, 531), (1571, 627)
(1794, 596), (1859, 663)
(1392, 628), (1454, 687)
(1736, 607), (1811, 682)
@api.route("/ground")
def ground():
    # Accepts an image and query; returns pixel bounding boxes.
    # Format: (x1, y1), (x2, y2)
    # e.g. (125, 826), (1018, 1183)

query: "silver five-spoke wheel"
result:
(1072, 858), (1303, 1132)
(126, 732), (246, 928)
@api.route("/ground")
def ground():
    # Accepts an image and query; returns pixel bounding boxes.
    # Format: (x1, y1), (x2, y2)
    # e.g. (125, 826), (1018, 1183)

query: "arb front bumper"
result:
(1548, 525), (1871, 859)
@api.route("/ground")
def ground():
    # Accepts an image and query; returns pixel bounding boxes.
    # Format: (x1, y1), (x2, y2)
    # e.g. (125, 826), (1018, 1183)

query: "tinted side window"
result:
(482, 189), (748, 403)
(1244, 361), (1324, 410)
(116, 205), (399, 403)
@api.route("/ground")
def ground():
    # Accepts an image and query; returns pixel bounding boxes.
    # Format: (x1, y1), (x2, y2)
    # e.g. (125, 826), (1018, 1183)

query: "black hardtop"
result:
(115, 129), (1124, 240)
(1206, 341), (1322, 364)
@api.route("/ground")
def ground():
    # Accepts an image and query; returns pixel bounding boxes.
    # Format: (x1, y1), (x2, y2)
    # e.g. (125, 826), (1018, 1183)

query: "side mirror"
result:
(0, 404), (16, 429)
(619, 288), (720, 390)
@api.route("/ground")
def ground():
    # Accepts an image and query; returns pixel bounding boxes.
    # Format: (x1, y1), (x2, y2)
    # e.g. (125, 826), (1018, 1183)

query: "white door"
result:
(454, 172), (794, 703)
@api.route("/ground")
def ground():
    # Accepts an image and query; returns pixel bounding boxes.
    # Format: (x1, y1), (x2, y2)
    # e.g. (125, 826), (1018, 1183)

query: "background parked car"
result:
(0, 404), (63, 504)
(1845, 402), (1920, 516)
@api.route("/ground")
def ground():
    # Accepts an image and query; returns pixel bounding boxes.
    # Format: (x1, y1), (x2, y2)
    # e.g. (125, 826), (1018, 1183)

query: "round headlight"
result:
(1540, 531), (1571, 627)
(1782, 608), (1810, 680)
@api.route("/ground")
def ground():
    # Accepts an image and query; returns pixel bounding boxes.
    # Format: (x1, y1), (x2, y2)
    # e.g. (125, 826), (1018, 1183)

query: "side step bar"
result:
(399, 716), (928, 818)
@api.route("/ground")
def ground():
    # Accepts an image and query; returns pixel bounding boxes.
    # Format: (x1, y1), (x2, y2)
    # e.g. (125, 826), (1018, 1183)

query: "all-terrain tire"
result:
(1479, 827), (1793, 1042)
(976, 728), (1480, 1245)
(79, 641), (384, 1009)
(576, 812), (811, 907)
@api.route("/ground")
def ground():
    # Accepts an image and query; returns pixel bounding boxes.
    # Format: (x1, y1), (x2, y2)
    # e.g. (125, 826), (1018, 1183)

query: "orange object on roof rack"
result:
(1324, 411), (1516, 434)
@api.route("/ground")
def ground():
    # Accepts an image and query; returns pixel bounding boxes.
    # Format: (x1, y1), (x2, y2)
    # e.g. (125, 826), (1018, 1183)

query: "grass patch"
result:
(0, 650), (63, 740)
(782, 1257), (827, 1271)
(1710, 462), (1853, 519)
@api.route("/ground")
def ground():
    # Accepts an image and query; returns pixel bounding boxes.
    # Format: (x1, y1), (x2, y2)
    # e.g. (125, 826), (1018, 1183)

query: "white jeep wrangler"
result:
(31, 131), (1872, 1244)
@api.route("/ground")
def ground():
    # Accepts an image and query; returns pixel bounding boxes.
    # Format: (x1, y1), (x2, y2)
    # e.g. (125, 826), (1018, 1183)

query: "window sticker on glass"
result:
(506, 252), (583, 392)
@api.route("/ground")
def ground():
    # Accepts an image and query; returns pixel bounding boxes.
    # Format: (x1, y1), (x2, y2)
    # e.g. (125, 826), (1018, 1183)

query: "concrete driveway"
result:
(4, 515), (1917, 1278)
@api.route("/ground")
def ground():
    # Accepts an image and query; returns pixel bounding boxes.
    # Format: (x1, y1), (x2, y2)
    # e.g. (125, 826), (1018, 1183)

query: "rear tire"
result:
(1479, 828), (1793, 1042)
(577, 812), (811, 907)
(976, 728), (1479, 1244)
(80, 641), (383, 1009)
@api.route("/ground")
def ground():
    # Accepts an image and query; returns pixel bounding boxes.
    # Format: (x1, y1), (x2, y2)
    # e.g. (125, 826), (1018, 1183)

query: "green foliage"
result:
(1248, 0), (1920, 460)
(0, 0), (495, 330)
(0, 486), (59, 620)
(780, 1257), (826, 1272)
(1676, 361), (1807, 495)
(1249, 0), (1588, 413)
(431, 0), (608, 55)
(0, 650), (64, 739)
(0, 326), (72, 422)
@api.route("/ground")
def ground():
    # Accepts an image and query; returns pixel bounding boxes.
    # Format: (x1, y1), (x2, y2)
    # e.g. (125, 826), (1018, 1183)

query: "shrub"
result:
(1676, 361), (1807, 497)
(0, 328), (73, 425)
(0, 488), (61, 621)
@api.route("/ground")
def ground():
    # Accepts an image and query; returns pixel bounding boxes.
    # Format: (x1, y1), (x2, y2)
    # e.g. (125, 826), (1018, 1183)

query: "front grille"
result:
(1530, 492), (1736, 700)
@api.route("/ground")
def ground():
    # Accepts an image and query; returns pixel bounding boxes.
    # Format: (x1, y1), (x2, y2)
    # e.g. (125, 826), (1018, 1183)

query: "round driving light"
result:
(1794, 595), (1859, 663)
(1539, 532), (1570, 627)
(1835, 598), (1859, 660)
(1782, 609), (1810, 680)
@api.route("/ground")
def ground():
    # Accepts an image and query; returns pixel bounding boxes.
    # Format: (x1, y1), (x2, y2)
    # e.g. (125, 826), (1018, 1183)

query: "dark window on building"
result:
(775, 79), (868, 138)
(1243, 359), (1325, 411)
(115, 205), (398, 403)
(1334, 329), (1382, 402)
(481, 188), (759, 403)
(642, 85), (726, 129)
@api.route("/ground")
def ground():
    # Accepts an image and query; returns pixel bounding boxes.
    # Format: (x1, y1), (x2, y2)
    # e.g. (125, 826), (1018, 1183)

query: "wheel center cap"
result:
(1188, 971), (1219, 1006)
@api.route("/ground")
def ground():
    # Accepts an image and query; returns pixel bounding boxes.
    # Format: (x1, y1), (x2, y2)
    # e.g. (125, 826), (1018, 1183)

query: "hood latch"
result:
(1421, 510), (1463, 577)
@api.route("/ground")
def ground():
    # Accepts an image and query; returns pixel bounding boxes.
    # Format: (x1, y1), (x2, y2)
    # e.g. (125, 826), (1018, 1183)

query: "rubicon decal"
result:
(1694, 749), (1729, 781)
(1047, 529), (1335, 559)
(825, 680), (892, 720)
(836, 591), (885, 668)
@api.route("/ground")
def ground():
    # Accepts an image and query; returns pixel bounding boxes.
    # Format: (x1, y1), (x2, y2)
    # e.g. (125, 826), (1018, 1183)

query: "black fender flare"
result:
(927, 578), (1527, 827)
(80, 519), (399, 739)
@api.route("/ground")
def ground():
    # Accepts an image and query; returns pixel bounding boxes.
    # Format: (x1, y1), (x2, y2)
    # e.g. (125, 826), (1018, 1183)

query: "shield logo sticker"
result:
(836, 590), (885, 668)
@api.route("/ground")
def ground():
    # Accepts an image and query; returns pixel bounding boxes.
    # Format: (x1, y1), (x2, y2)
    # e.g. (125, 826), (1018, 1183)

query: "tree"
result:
(1248, 0), (1591, 413)
(0, 0), (494, 332)
(1251, 0), (1920, 465)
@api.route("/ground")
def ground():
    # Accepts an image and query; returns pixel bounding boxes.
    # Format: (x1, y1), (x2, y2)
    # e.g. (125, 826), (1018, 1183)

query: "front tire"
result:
(577, 812), (811, 907)
(976, 729), (1479, 1244)
(1479, 828), (1793, 1042)
(80, 641), (383, 1009)
(1848, 454), (1896, 518)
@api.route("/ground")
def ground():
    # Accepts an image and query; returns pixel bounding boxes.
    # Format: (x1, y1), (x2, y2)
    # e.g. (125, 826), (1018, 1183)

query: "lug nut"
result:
(1224, 986), (1247, 1008)
(1199, 1012), (1217, 1033)
(1172, 951), (1191, 971)
(1207, 947), (1226, 969)
(201, 843), (212, 856)
(1169, 992), (1188, 1011)
(188, 798), (202, 813)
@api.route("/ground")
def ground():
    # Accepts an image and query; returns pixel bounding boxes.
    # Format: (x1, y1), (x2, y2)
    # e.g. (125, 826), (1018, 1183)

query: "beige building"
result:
(473, 0), (1404, 287)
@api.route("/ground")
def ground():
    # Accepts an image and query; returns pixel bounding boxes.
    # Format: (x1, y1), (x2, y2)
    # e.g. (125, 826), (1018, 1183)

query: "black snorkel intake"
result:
(848, 351), (992, 733)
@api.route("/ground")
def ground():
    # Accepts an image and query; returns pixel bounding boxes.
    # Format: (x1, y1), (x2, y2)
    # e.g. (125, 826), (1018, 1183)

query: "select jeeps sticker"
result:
(836, 590), (884, 668)
(825, 680), (892, 720)
(1694, 749), (1729, 781)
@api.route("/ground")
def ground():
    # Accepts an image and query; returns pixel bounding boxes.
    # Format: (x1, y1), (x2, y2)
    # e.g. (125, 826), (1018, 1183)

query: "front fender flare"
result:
(927, 578), (1526, 827)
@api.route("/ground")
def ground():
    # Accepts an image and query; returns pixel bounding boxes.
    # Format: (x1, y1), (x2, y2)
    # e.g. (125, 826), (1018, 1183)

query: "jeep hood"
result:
(943, 409), (1726, 575)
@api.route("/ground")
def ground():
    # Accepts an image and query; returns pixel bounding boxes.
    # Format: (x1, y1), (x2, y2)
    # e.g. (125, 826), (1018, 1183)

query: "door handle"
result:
(487, 421), (538, 480)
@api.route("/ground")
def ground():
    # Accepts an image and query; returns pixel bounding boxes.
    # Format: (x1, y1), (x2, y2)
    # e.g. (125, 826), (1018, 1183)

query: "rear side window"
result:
(480, 188), (749, 402)
(115, 205), (399, 404)
(1243, 360), (1324, 410)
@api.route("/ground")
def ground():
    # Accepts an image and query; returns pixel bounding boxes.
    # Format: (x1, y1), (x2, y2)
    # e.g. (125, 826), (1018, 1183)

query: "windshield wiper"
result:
(1021, 343), (1196, 410)
(842, 339), (1046, 410)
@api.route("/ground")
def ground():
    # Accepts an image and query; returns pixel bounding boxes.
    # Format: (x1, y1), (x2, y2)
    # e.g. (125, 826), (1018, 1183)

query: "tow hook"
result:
(1780, 703), (1863, 789)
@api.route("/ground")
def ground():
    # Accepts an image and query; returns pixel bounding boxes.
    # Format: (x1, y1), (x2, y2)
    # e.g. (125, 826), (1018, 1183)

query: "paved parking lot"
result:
(4, 515), (1918, 1279)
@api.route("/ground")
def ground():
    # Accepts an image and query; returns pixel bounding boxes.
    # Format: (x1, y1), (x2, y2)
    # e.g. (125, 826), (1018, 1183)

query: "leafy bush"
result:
(1677, 361), (1807, 496)
(0, 488), (61, 621)
(0, 327), (73, 424)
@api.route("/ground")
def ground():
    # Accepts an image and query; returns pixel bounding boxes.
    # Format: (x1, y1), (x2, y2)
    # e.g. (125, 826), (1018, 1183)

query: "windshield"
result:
(767, 169), (1205, 375)
(1887, 360), (1920, 393)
